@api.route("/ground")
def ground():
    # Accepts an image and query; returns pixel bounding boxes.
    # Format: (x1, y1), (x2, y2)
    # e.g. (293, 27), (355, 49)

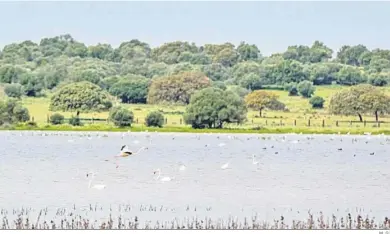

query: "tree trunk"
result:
(259, 108), (263, 117)
(357, 113), (363, 122)
(375, 111), (379, 122)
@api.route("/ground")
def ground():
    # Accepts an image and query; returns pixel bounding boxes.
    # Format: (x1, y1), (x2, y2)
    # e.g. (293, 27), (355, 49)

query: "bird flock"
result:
(1, 130), (390, 229)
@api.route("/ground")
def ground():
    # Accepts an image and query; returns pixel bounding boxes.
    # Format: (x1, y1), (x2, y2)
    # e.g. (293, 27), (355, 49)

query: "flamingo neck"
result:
(88, 175), (94, 188)
(156, 170), (161, 180)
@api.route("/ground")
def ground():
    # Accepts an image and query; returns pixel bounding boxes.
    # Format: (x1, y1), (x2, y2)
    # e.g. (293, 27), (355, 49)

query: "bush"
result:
(368, 74), (389, 87)
(109, 106), (134, 127)
(12, 105), (30, 123)
(4, 83), (23, 98)
(145, 111), (164, 127)
(309, 96), (325, 109)
(0, 99), (30, 125)
(50, 113), (65, 125)
(69, 116), (83, 126)
(26, 121), (37, 127)
(297, 80), (315, 98)
(284, 82), (298, 96)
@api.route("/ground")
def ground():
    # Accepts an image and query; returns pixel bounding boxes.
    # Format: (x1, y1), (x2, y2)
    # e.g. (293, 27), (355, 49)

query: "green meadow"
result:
(6, 85), (390, 134)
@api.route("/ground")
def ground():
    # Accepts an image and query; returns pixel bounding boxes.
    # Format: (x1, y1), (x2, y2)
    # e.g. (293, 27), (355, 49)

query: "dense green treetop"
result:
(1, 34), (390, 106)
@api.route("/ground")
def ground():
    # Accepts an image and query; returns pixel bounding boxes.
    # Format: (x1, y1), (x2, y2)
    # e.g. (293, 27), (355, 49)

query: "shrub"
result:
(26, 121), (37, 127)
(0, 99), (30, 125)
(309, 96), (325, 109)
(50, 113), (65, 125)
(4, 83), (23, 98)
(109, 106), (134, 127)
(12, 105), (30, 122)
(368, 73), (389, 87)
(69, 116), (83, 126)
(145, 111), (164, 127)
(297, 80), (315, 98)
(284, 82), (298, 96)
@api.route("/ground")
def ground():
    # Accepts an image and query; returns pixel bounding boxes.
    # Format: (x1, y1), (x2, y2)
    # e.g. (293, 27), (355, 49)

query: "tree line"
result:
(1, 34), (390, 128)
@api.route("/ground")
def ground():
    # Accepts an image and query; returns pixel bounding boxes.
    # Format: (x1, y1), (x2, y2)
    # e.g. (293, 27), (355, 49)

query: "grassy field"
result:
(4, 85), (390, 134)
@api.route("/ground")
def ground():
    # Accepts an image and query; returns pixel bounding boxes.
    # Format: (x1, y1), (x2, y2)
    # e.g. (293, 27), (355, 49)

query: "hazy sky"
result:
(0, 1), (389, 55)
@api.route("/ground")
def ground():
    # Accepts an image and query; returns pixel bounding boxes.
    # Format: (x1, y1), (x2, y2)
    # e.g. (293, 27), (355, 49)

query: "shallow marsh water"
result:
(0, 131), (389, 224)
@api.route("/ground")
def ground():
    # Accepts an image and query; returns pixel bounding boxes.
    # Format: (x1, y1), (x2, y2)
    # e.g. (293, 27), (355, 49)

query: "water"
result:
(0, 131), (389, 223)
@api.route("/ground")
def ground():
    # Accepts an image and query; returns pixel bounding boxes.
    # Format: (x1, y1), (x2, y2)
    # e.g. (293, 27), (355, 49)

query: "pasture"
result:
(16, 85), (390, 133)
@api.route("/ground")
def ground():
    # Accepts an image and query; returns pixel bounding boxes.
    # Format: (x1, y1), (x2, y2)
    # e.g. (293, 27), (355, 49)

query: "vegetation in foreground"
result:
(2, 35), (390, 133)
(2, 207), (390, 229)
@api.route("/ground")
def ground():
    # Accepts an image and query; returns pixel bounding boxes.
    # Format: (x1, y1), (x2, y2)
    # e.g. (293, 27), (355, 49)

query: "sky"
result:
(0, 1), (389, 56)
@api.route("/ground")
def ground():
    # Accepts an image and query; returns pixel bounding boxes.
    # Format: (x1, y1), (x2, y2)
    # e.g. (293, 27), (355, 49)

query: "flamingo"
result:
(154, 169), (174, 182)
(178, 164), (186, 171)
(87, 173), (106, 190)
(116, 145), (147, 157)
(252, 154), (259, 165)
(221, 160), (230, 170)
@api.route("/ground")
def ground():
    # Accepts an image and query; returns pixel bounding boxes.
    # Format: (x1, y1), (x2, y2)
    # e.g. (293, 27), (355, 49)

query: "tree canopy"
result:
(184, 87), (247, 129)
(2, 34), (390, 122)
(49, 81), (113, 112)
(244, 90), (286, 117)
(0, 98), (30, 125)
(147, 71), (211, 105)
(0, 34), (389, 102)
(328, 84), (390, 122)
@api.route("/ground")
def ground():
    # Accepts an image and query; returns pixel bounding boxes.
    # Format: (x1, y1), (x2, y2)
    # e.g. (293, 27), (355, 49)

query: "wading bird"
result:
(252, 155), (259, 165)
(154, 169), (174, 182)
(221, 160), (230, 170)
(87, 172), (106, 190)
(116, 145), (147, 157)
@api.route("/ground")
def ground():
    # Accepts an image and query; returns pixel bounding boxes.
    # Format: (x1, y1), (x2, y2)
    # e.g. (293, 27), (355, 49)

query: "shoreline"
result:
(1, 124), (388, 136)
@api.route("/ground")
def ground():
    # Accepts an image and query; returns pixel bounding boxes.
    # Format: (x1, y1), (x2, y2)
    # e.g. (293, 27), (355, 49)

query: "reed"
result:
(1, 207), (389, 229)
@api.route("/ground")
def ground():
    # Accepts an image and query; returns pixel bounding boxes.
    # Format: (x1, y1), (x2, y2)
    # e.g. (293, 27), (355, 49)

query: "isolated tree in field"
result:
(309, 96), (325, 109)
(184, 87), (247, 129)
(329, 84), (390, 122)
(145, 111), (164, 128)
(4, 83), (23, 98)
(147, 71), (211, 105)
(297, 80), (315, 98)
(49, 113), (65, 125)
(49, 81), (113, 112)
(244, 90), (286, 117)
(109, 106), (134, 127)
(109, 77), (149, 104)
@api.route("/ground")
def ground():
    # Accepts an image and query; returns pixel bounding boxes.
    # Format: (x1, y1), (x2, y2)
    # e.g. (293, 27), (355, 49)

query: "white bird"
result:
(178, 164), (186, 171)
(221, 160), (230, 170)
(252, 155), (259, 165)
(87, 173), (106, 190)
(116, 145), (147, 157)
(154, 169), (174, 182)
